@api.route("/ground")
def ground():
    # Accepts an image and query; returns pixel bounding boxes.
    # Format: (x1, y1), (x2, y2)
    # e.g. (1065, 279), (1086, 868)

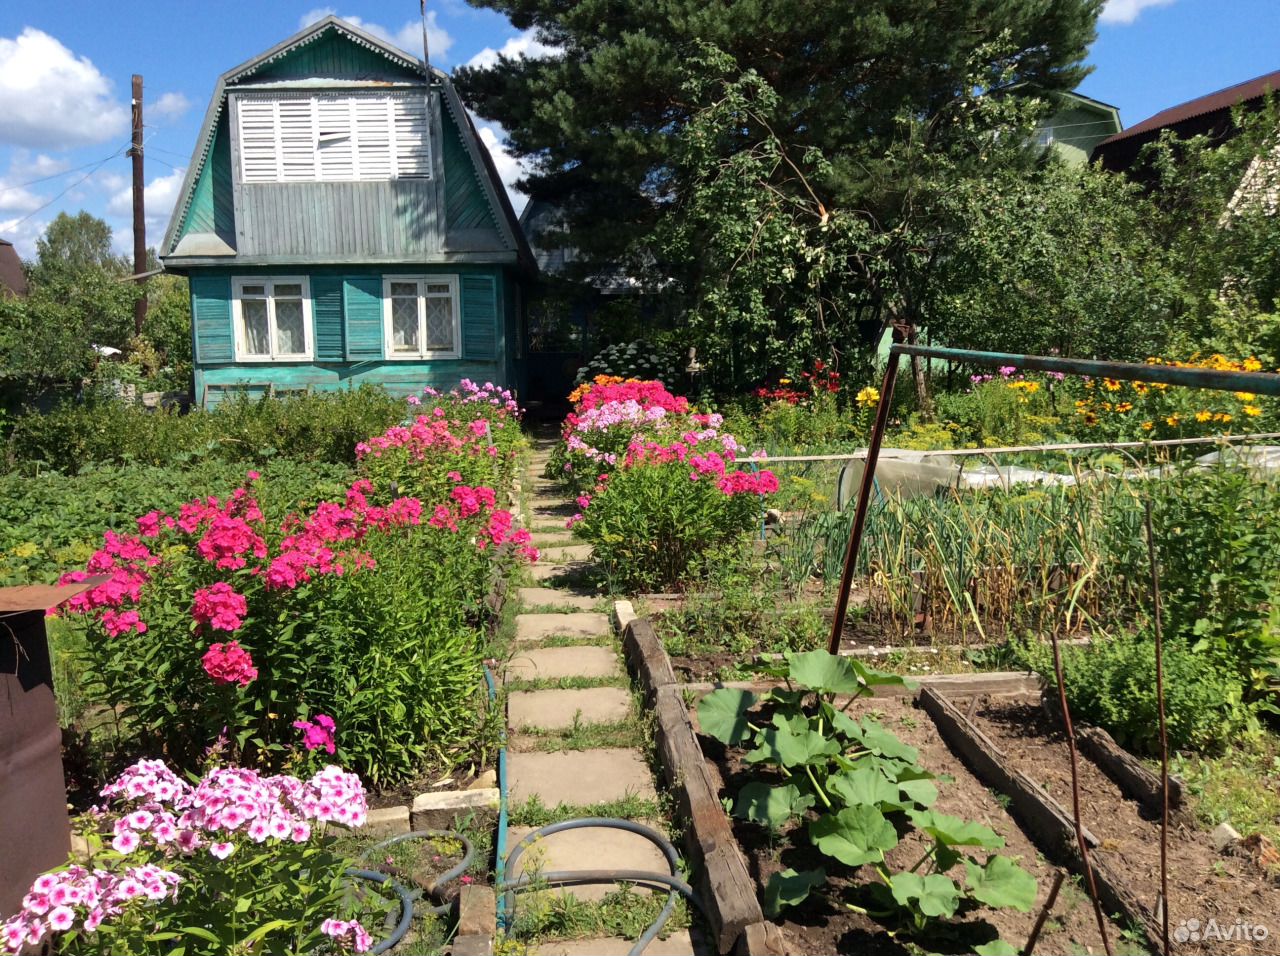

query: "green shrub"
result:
(4, 386), (405, 473)
(1018, 631), (1255, 755)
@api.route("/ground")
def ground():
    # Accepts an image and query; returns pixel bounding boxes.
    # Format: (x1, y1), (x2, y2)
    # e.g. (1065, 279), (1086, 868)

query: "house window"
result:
(232, 277), (313, 361)
(236, 91), (432, 184)
(382, 276), (460, 360)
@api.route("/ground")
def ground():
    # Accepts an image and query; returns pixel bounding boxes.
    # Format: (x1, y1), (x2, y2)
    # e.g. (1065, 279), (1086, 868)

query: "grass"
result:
(519, 634), (612, 649)
(509, 793), (663, 827)
(504, 675), (628, 692)
(520, 602), (606, 615)
(508, 884), (690, 943)
(517, 715), (646, 753)
(1172, 732), (1280, 852)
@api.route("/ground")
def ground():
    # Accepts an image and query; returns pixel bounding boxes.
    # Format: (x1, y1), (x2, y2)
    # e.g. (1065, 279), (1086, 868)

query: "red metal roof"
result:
(1098, 68), (1280, 147)
(0, 239), (28, 298)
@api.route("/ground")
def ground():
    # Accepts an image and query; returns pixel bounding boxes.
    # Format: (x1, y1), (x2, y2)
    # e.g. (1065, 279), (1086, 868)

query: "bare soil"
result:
(701, 695), (1119, 955)
(971, 696), (1280, 956)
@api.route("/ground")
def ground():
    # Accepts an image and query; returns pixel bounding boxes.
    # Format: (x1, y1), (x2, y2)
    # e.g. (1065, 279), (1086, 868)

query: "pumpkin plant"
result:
(698, 650), (1036, 941)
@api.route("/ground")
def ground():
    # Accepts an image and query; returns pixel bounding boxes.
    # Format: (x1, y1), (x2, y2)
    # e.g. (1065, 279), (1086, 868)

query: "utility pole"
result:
(129, 74), (147, 335)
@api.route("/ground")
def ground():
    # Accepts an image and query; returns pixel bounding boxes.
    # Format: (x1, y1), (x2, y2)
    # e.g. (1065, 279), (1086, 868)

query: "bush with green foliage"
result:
(1018, 631), (1255, 755)
(574, 340), (682, 388)
(4, 386), (406, 473)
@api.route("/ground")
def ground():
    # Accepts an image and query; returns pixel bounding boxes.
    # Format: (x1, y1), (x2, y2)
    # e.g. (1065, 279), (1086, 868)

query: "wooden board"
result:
(653, 684), (763, 954)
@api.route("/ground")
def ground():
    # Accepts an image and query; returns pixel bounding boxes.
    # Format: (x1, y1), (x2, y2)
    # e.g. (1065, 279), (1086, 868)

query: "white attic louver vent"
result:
(237, 91), (432, 184)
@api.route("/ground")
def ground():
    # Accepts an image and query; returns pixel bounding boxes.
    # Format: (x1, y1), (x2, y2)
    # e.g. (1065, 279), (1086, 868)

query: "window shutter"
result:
(353, 98), (393, 181)
(190, 275), (234, 363)
(343, 276), (384, 360)
(312, 275), (345, 361)
(392, 93), (431, 178)
(461, 274), (498, 361)
(315, 95), (354, 181)
(277, 96), (316, 181)
(238, 98), (278, 183)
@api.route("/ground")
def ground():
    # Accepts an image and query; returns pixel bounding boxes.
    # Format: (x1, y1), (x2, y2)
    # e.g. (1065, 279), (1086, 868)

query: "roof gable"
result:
(161, 17), (533, 271)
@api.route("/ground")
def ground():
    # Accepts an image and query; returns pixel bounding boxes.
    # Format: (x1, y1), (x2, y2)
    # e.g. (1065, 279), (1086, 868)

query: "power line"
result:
(2, 147), (130, 191)
(1, 143), (131, 231)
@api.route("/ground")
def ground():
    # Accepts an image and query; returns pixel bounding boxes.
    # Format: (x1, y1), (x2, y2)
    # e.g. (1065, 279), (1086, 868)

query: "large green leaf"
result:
(696, 688), (756, 745)
(855, 718), (920, 763)
(908, 809), (1005, 849)
(762, 867), (826, 918)
(849, 658), (913, 690)
(974, 940), (1019, 955)
(890, 872), (961, 918)
(810, 804), (898, 867)
(965, 856), (1038, 912)
(786, 650), (866, 695)
(826, 766), (901, 810)
(746, 712), (840, 768)
(896, 777), (939, 809)
(734, 781), (814, 829)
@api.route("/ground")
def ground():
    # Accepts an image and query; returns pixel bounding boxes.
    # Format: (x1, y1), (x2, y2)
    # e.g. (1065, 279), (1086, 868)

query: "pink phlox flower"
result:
(192, 582), (248, 632)
(201, 641), (258, 687)
(293, 714), (337, 754)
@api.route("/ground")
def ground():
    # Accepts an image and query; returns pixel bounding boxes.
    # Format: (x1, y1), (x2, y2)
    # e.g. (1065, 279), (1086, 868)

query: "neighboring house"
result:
(160, 16), (535, 406)
(1092, 68), (1280, 172)
(1033, 91), (1122, 166)
(0, 240), (27, 298)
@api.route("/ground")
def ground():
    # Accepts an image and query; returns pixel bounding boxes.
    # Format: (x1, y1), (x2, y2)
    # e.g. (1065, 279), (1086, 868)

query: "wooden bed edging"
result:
(618, 612), (768, 954)
(654, 683), (765, 954)
(918, 688), (1165, 953)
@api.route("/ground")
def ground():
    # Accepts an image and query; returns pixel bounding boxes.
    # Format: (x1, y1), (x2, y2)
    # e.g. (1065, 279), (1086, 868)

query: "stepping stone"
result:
(530, 562), (589, 583)
(518, 587), (598, 611)
(532, 503), (577, 519)
(505, 646), (620, 682)
(531, 531), (576, 547)
(508, 687), (632, 731)
(538, 544), (594, 563)
(507, 822), (670, 901)
(508, 749), (656, 807)
(515, 612), (611, 643)
(528, 931), (697, 955)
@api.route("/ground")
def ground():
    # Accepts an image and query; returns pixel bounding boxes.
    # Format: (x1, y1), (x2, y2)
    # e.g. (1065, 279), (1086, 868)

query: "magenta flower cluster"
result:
(293, 714), (337, 754)
(2, 864), (181, 953)
(201, 640), (259, 686)
(321, 918), (375, 953)
(99, 759), (367, 858)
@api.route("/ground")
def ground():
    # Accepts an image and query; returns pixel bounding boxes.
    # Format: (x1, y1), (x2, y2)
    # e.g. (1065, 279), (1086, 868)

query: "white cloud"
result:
(95, 171), (129, 193)
(1099, 0), (1177, 24)
(298, 8), (454, 63)
(107, 167), (186, 231)
(0, 179), (43, 213)
(0, 28), (130, 149)
(0, 214), (48, 258)
(474, 119), (529, 215)
(150, 91), (191, 120)
(466, 28), (558, 70)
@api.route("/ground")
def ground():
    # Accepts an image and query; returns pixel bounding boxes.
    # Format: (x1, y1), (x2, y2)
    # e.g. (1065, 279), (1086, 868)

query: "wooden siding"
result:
(196, 358), (506, 406)
(245, 31), (419, 83)
(235, 179), (444, 258)
(443, 107), (492, 230)
(182, 119), (236, 243)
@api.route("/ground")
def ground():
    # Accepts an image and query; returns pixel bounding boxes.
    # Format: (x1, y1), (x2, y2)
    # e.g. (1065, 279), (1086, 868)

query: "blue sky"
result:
(0, 0), (1274, 260)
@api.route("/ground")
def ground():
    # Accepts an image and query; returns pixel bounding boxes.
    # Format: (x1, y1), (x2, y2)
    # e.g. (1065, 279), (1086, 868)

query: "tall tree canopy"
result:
(457, 0), (1103, 385)
(32, 211), (126, 286)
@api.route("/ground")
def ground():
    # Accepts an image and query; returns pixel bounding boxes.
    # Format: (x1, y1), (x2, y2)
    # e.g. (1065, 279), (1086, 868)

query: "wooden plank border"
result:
(918, 687), (1164, 953)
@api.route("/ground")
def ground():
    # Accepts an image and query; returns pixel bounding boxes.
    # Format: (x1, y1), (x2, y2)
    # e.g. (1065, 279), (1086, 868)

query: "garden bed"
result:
(696, 691), (1118, 955)
(964, 695), (1280, 956)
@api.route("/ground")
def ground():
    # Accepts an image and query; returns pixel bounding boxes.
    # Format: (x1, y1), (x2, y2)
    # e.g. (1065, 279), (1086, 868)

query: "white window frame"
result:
(231, 276), (314, 363)
(381, 275), (462, 361)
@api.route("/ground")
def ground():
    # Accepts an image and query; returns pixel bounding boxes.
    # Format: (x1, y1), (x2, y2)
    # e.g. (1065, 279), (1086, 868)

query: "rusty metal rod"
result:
(1143, 498), (1173, 956)
(1048, 623), (1114, 956)
(1022, 870), (1066, 956)
(827, 346), (903, 654)
(890, 344), (1280, 397)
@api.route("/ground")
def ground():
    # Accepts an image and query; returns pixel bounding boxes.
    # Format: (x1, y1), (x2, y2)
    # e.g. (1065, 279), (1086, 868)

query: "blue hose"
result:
(483, 664), (511, 928)
(345, 868), (416, 955)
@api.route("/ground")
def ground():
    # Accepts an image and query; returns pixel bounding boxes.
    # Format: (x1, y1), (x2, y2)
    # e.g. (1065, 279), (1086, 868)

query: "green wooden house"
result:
(160, 16), (534, 406)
